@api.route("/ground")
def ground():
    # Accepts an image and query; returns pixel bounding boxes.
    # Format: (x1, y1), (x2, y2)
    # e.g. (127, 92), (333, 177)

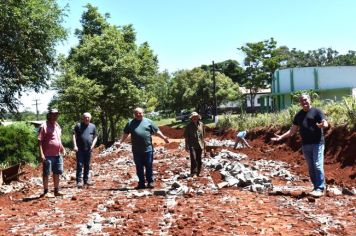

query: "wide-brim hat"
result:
(189, 112), (201, 119)
(48, 108), (60, 114)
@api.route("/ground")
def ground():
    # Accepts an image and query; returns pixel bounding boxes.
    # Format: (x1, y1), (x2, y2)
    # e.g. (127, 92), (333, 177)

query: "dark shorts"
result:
(43, 155), (63, 176)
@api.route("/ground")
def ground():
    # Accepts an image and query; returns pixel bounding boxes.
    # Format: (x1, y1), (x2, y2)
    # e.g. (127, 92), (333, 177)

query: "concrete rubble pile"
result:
(206, 139), (236, 148)
(204, 149), (273, 192)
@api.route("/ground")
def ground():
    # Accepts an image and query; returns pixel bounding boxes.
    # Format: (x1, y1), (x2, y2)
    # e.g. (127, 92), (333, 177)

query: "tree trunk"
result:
(100, 111), (109, 145)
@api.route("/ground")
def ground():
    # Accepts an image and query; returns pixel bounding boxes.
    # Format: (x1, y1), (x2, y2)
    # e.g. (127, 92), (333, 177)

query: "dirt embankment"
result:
(0, 125), (354, 235)
(199, 125), (355, 188)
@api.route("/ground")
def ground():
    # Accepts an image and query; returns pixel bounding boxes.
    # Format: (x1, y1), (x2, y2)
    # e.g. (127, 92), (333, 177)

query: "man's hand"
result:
(39, 153), (45, 162)
(163, 136), (169, 144)
(316, 121), (327, 129)
(73, 146), (78, 152)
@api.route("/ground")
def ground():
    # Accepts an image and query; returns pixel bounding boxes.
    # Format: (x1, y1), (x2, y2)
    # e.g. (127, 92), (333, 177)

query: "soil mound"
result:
(159, 124), (355, 188)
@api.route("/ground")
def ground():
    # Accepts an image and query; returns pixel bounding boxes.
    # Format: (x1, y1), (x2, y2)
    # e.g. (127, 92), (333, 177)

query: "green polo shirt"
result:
(124, 118), (159, 153)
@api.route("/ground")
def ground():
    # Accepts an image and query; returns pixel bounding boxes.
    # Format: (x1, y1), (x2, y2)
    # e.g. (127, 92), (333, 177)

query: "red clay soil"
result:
(201, 125), (355, 188)
(0, 125), (354, 235)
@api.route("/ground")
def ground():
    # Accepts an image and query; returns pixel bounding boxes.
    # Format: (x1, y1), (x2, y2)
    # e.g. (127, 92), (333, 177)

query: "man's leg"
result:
(312, 144), (325, 191)
(76, 151), (84, 185)
(53, 155), (64, 196)
(133, 152), (145, 187)
(83, 150), (92, 184)
(144, 151), (154, 186)
(42, 158), (50, 195)
(196, 148), (203, 176)
(53, 174), (60, 190)
(189, 147), (198, 176)
(302, 144), (317, 189)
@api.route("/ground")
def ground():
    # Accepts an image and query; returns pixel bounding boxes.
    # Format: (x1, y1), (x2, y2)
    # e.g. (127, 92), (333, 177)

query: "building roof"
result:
(239, 87), (271, 94)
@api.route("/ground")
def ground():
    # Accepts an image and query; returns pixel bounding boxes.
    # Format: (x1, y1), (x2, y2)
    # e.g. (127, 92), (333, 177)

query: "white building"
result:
(272, 66), (356, 109)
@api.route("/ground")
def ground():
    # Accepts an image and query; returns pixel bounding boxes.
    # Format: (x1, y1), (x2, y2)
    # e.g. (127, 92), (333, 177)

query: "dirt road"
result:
(0, 126), (354, 235)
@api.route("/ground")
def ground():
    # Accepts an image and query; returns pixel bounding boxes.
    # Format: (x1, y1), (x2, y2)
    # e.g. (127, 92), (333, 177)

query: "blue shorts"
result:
(43, 155), (63, 176)
(236, 131), (247, 138)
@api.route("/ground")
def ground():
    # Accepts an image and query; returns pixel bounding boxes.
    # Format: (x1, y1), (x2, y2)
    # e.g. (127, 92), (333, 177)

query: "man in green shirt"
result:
(184, 112), (205, 177)
(118, 107), (169, 189)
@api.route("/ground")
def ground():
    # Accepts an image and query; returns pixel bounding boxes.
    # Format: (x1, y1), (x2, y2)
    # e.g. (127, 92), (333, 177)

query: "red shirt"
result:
(38, 121), (62, 156)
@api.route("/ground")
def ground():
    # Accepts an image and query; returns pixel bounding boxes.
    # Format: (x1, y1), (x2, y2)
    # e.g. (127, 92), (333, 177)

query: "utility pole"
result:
(33, 99), (40, 120)
(212, 61), (221, 124)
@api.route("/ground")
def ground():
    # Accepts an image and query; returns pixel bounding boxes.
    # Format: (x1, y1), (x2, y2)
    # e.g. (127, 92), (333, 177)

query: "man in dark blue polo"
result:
(73, 112), (97, 188)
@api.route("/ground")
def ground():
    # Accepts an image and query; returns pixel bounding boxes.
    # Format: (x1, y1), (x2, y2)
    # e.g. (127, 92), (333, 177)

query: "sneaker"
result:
(84, 181), (94, 186)
(147, 182), (155, 189)
(77, 182), (83, 188)
(54, 191), (64, 197)
(134, 184), (146, 190)
(309, 189), (324, 197)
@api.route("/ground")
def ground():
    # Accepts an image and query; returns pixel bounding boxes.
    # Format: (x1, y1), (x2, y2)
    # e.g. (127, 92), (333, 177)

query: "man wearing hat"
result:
(38, 108), (66, 197)
(184, 112), (205, 177)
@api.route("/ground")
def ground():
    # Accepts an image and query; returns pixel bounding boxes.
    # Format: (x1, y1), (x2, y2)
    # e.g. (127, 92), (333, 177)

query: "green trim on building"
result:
(282, 95), (285, 109)
(271, 87), (352, 96)
(313, 68), (319, 90)
(272, 73), (275, 93)
(290, 69), (294, 91)
(277, 71), (280, 93)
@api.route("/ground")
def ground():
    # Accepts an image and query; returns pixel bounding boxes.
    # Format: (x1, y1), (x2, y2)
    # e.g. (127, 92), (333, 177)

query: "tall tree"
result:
(56, 5), (158, 143)
(239, 38), (287, 112)
(0, 0), (67, 116)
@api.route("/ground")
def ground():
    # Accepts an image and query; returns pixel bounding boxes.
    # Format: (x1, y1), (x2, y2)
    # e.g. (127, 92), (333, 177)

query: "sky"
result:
(20, 0), (356, 113)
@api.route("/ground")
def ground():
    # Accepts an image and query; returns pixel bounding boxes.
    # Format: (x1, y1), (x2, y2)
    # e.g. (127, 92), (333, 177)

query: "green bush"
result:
(215, 96), (356, 131)
(341, 96), (356, 129)
(0, 122), (38, 167)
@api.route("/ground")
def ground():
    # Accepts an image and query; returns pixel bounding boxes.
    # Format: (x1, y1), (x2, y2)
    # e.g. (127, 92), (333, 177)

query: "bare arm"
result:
(72, 134), (78, 152)
(120, 133), (130, 143)
(242, 138), (252, 148)
(38, 140), (45, 162)
(271, 125), (299, 142)
(156, 130), (169, 143)
(91, 135), (98, 150)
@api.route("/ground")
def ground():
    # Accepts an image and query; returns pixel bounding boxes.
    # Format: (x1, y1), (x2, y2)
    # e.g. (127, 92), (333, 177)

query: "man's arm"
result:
(72, 134), (78, 152)
(156, 130), (169, 143)
(271, 125), (298, 141)
(38, 140), (45, 162)
(91, 136), (98, 150)
(115, 133), (129, 145)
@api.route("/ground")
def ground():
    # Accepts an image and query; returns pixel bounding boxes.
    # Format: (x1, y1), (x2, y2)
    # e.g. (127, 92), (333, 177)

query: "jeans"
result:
(76, 150), (92, 184)
(189, 147), (202, 176)
(133, 151), (154, 186)
(302, 144), (325, 191)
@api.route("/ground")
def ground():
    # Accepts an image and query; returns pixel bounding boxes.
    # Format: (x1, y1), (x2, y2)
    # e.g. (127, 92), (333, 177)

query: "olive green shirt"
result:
(184, 121), (205, 149)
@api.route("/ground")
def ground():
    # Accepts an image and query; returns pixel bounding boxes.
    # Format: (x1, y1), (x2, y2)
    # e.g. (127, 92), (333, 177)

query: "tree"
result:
(332, 50), (356, 66)
(0, 0), (67, 116)
(55, 5), (158, 143)
(239, 38), (287, 112)
(169, 68), (241, 114)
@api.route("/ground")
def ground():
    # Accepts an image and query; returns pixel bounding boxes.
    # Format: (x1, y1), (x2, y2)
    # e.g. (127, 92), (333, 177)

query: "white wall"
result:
(278, 66), (356, 93)
(319, 67), (356, 89)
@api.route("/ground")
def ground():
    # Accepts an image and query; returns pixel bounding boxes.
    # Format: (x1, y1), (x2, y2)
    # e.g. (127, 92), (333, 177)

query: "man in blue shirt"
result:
(272, 94), (328, 197)
(73, 112), (98, 188)
(118, 107), (169, 189)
